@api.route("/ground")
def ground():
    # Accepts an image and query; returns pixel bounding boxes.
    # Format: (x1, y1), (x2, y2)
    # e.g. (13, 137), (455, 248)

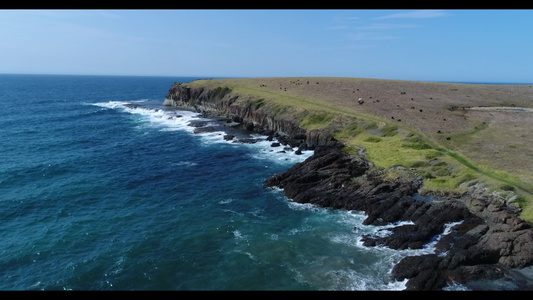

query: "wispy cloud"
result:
(347, 32), (397, 41)
(375, 10), (449, 20)
(355, 23), (420, 30)
(326, 15), (359, 30)
(327, 25), (349, 30)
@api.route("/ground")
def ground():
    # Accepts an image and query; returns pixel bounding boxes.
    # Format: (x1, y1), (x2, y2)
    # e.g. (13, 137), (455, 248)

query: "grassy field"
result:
(184, 77), (533, 221)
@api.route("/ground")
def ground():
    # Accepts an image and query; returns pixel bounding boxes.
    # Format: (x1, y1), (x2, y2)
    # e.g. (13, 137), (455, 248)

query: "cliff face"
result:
(164, 82), (533, 291)
(164, 83), (334, 150)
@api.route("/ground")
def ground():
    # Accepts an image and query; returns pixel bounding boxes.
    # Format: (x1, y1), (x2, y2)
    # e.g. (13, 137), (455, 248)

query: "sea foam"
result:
(92, 100), (313, 165)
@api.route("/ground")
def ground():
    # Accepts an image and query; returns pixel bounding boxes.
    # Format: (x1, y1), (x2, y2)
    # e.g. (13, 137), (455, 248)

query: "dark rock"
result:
(391, 255), (447, 291)
(245, 122), (255, 131)
(233, 138), (259, 144)
(188, 120), (210, 128)
(193, 127), (215, 134)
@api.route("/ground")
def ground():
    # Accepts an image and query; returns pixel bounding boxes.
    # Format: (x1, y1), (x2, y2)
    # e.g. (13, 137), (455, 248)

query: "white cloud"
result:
(326, 15), (360, 30)
(347, 32), (397, 41)
(376, 10), (449, 20)
(355, 23), (420, 30)
(327, 25), (349, 30)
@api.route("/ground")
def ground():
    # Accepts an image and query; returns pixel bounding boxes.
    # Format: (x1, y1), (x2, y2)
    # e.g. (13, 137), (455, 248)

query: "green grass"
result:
(299, 111), (336, 130)
(342, 131), (430, 170)
(337, 129), (523, 195)
(382, 124), (398, 137)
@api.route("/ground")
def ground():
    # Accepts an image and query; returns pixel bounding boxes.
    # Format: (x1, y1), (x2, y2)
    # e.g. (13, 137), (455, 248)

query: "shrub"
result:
(364, 136), (382, 143)
(383, 124), (398, 137)
(500, 184), (515, 191)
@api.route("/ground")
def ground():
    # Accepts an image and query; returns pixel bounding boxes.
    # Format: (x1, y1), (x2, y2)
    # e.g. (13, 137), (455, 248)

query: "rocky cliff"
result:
(164, 82), (533, 290)
(164, 83), (334, 150)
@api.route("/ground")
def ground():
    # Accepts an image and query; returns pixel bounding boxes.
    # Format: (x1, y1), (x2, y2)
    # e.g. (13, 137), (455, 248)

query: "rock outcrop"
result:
(164, 82), (533, 290)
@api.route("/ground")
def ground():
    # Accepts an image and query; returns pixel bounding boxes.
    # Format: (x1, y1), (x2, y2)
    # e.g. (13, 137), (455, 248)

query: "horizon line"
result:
(1, 72), (532, 86)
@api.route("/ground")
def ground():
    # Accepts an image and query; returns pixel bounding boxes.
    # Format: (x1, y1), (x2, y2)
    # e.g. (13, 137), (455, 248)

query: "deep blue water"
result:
(2, 74), (525, 291)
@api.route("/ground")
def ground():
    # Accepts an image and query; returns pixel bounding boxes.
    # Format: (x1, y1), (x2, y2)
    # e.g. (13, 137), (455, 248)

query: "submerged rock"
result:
(193, 126), (215, 134)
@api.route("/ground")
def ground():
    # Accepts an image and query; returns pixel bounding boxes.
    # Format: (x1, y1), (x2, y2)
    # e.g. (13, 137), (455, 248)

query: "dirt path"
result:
(465, 106), (533, 112)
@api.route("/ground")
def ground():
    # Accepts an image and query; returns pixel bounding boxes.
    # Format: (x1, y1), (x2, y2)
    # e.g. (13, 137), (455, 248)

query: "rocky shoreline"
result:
(263, 141), (533, 290)
(164, 82), (533, 290)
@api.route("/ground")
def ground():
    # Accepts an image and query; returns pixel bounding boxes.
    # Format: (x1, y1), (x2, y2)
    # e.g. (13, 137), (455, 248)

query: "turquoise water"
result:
(0, 74), (489, 291)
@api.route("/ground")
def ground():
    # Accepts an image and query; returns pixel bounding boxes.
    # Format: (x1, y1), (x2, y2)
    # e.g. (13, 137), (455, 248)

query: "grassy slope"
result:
(185, 77), (533, 221)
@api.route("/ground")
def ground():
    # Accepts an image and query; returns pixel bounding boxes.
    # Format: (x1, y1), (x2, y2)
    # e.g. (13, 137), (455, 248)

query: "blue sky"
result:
(1, 9), (533, 83)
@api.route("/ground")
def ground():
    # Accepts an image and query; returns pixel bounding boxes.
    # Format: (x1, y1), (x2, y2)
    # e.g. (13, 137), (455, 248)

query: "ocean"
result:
(0, 74), (519, 291)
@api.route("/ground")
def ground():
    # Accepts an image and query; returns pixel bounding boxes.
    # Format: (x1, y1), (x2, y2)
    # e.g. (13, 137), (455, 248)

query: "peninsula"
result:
(164, 77), (533, 290)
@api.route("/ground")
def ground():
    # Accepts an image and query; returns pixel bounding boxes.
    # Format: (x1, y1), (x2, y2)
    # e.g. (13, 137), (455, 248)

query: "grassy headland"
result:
(183, 77), (533, 221)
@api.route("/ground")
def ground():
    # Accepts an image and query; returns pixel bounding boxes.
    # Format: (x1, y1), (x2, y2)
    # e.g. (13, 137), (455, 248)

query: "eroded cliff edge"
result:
(164, 82), (533, 290)
(163, 83), (333, 149)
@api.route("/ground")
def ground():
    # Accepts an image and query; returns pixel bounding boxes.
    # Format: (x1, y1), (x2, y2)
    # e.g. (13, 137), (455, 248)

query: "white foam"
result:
(233, 230), (246, 240)
(359, 220), (464, 259)
(331, 269), (408, 291)
(194, 130), (313, 166)
(93, 100), (314, 165)
(92, 100), (201, 133)
(218, 198), (235, 205)
(443, 281), (470, 291)
(425, 220), (463, 256)
(286, 201), (327, 213)
(170, 161), (198, 168)
(246, 136), (313, 165)
(91, 100), (137, 109)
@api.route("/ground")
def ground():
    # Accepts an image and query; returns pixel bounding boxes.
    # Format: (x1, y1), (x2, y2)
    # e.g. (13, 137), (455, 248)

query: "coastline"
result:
(163, 77), (533, 290)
